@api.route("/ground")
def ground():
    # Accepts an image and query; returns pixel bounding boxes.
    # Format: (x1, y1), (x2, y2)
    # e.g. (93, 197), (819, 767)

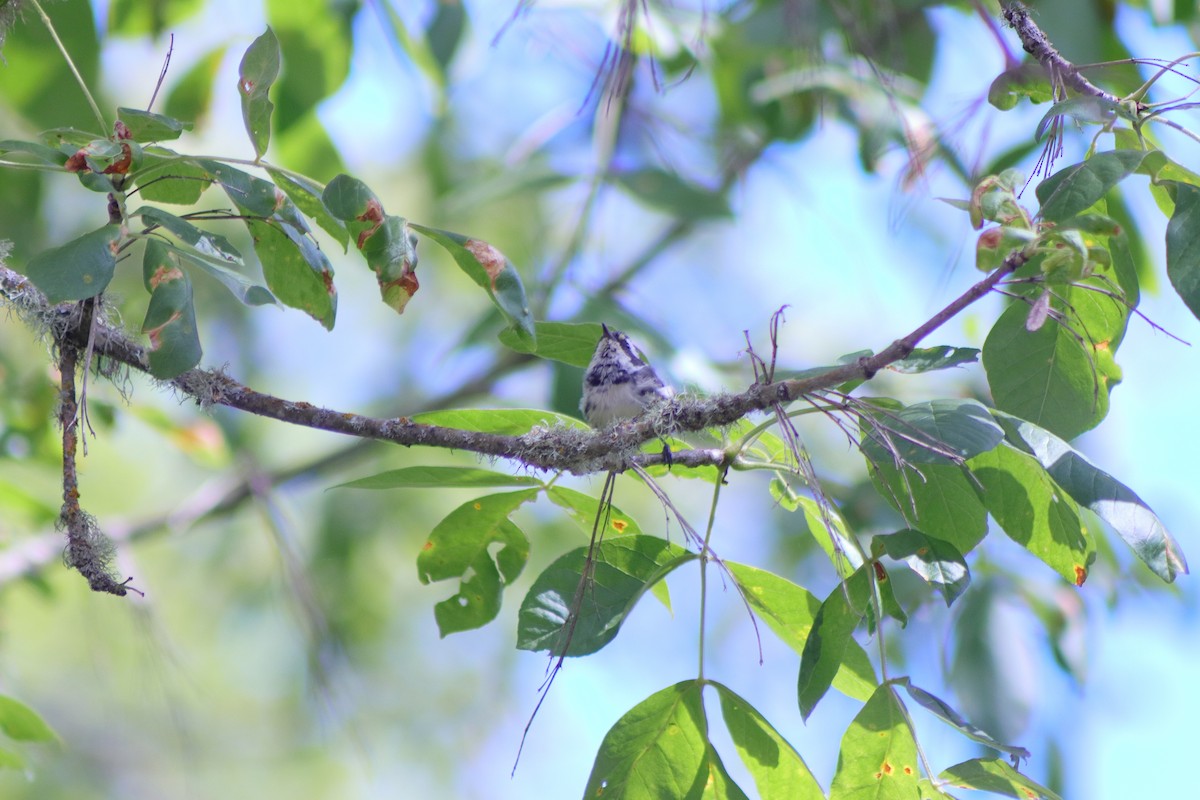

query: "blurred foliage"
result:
(0, 0), (1199, 798)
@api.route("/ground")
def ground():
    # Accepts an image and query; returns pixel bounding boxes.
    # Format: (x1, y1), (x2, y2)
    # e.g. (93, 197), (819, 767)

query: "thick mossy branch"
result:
(55, 312), (135, 596)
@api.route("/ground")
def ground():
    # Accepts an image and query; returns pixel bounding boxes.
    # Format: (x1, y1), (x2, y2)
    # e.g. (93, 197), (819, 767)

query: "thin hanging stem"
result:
(28, 0), (108, 132)
(696, 468), (726, 681)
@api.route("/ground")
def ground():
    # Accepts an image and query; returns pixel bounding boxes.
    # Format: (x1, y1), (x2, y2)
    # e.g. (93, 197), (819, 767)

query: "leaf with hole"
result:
(416, 490), (536, 636)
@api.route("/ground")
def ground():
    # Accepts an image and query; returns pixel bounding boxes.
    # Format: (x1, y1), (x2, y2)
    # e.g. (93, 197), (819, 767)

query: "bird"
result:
(580, 324), (674, 428)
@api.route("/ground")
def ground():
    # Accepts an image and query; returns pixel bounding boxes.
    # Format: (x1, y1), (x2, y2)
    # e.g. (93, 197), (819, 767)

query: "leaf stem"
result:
(28, 0), (108, 133)
(696, 471), (725, 681)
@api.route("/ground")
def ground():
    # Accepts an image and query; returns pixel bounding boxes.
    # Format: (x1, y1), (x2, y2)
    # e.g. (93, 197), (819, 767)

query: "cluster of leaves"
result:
(3, 28), (532, 379)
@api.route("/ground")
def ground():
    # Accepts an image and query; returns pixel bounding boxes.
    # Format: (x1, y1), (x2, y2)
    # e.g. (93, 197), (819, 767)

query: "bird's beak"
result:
(601, 323), (611, 337)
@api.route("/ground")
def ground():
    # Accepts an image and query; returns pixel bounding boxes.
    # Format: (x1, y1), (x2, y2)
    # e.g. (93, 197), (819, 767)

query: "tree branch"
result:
(1, 248), (1029, 475)
(1002, 3), (1120, 104)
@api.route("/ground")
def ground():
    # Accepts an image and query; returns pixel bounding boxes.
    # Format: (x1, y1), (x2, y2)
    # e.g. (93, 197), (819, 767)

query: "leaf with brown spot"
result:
(409, 223), (535, 345)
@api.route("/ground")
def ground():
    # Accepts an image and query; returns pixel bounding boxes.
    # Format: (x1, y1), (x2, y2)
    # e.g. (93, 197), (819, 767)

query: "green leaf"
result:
(0, 139), (69, 165)
(0, 0), (100, 132)
(613, 168), (733, 220)
(993, 412), (1187, 581)
(1035, 150), (1147, 222)
(516, 535), (693, 656)
(726, 562), (876, 701)
(179, 159), (333, 322)
(162, 242), (275, 306)
(135, 206), (243, 264)
(497, 321), (600, 366)
(409, 223), (535, 345)
(108, 0), (204, 36)
(165, 46), (226, 124)
(798, 567), (871, 720)
(427, 1), (466, 73)
(198, 158), (285, 217)
(133, 149), (212, 205)
(888, 346), (980, 373)
(862, 398), (1004, 465)
(1035, 97), (1137, 141)
(275, 109), (347, 184)
(895, 678), (1030, 759)
(829, 685), (919, 800)
(987, 61), (1052, 110)
(982, 297), (1118, 440)
(0, 695), (57, 742)
(0, 748), (25, 770)
(1165, 181), (1200, 322)
(266, 0), (353, 133)
(968, 443), (1095, 585)
(265, 167), (349, 250)
(416, 490), (536, 636)
(24, 225), (121, 303)
(583, 680), (711, 799)
(247, 218), (337, 329)
(141, 241), (202, 379)
(545, 485), (645, 538)
(769, 474), (802, 512)
(331, 466), (543, 491)
(917, 778), (958, 799)
(869, 461), (988, 555)
(714, 682), (825, 800)
(116, 107), (191, 143)
(238, 28), (281, 159)
(546, 485), (669, 608)
(321, 174), (419, 313)
(874, 529), (970, 606)
(412, 408), (587, 435)
(795, 497), (863, 578)
(939, 758), (1062, 800)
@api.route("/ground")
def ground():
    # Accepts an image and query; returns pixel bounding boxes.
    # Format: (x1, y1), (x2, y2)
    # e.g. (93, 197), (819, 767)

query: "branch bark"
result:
(1002, 2), (1120, 104)
(1, 249), (1029, 477)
